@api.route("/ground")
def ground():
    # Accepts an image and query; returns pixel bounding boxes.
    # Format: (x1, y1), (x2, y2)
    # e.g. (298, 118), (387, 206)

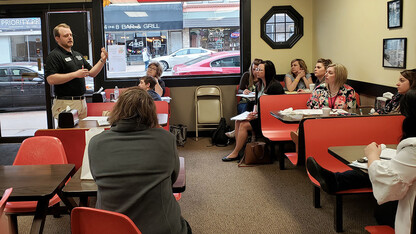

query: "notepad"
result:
(83, 116), (110, 126)
(231, 111), (254, 121)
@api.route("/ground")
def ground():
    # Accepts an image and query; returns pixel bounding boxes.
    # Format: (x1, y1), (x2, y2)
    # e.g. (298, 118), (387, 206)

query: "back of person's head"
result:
(400, 89), (416, 140)
(328, 63), (348, 88)
(141, 76), (157, 90)
(53, 23), (70, 37)
(316, 58), (333, 70)
(148, 61), (163, 78)
(400, 69), (416, 90)
(108, 86), (158, 128)
(291, 59), (309, 74)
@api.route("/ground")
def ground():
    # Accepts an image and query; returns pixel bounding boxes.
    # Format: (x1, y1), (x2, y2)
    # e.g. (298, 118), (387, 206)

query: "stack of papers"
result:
(83, 116), (110, 126)
(161, 97), (171, 103)
(279, 108), (349, 115)
(236, 92), (255, 98)
(230, 111), (256, 121)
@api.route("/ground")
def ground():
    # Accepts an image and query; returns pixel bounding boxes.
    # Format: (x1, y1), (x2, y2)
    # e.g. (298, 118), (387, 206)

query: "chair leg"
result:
(313, 186), (321, 208)
(9, 214), (18, 234)
(52, 203), (61, 218)
(278, 142), (285, 170)
(334, 195), (343, 232)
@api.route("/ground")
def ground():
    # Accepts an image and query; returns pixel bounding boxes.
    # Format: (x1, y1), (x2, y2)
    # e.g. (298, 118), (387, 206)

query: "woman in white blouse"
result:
(307, 89), (416, 233)
(367, 89), (416, 233)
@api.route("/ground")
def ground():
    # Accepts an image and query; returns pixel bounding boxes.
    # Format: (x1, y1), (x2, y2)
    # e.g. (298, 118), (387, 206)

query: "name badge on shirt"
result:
(76, 55), (83, 61)
(65, 57), (72, 62)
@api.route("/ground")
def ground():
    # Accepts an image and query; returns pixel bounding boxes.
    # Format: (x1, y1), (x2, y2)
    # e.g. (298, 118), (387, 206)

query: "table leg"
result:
(29, 198), (48, 234)
(79, 196), (89, 207)
(57, 190), (78, 211)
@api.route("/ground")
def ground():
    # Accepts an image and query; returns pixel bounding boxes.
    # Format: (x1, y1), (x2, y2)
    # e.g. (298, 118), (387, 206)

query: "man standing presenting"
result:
(45, 23), (108, 119)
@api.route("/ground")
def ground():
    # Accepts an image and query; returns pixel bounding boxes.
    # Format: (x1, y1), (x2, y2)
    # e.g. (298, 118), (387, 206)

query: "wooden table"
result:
(77, 113), (169, 128)
(0, 164), (75, 234)
(328, 144), (397, 165)
(62, 157), (186, 207)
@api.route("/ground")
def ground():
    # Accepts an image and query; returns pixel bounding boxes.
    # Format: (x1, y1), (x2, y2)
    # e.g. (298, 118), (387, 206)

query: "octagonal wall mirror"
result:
(261, 5), (304, 49)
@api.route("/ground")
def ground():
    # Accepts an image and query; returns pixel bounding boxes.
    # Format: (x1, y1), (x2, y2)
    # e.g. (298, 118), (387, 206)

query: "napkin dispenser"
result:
(92, 92), (106, 102)
(58, 109), (79, 128)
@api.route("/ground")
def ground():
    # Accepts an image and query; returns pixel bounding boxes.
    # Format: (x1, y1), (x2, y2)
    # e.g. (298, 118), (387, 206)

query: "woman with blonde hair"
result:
(89, 87), (191, 234)
(307, 63), (356, 109)
(285, 58), (313, 92)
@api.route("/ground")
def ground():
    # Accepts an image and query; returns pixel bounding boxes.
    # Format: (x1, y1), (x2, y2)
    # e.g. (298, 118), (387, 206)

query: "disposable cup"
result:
(322, 107), (331, 116)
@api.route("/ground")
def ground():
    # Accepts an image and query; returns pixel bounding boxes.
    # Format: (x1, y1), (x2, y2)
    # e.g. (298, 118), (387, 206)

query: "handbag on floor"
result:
(238, 141), (272, 167)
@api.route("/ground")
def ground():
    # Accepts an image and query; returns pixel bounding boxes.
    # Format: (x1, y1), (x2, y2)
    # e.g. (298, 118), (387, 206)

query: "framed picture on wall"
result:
(387, 0), (402, 28)
(383, 38), (407, 69)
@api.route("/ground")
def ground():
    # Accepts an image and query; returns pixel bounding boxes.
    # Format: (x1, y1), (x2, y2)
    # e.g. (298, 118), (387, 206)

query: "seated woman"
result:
(147, 61), (166, 97)
(375, 69), (416, 114)
(285, 58), (313, 92)
(307, 89), (416, 233)
(313, 58), (332, 88)
(237, 58), (262, 114)
(88, 87), (191, 234)
(222, 60), (284, 161)
(307, 63), (356, 109)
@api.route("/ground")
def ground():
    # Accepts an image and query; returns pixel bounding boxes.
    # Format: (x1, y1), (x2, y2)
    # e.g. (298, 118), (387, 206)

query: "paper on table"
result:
(279, 108), (349, 115)
(81, 128), (104, 180)
(236, 92), (255, 98)
(83, 116), (110, 126)
(380, 148), (396, 160)
(349, 161), (368, 170)
(231, 111), (251, 121)
(161, 97), (171, 103)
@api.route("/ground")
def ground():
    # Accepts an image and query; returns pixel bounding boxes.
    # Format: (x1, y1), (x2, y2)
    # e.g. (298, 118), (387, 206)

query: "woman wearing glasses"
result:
(146, 61), (166, 96)
(223, 60), (284, 161)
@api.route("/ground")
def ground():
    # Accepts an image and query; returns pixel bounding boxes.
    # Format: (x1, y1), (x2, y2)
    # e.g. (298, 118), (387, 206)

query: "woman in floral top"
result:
(307, 63), (356, 109)
(376, 69), (416, 114)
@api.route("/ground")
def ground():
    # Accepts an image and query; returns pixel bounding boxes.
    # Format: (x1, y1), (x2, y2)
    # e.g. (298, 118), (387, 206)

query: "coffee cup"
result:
(322, 107), (331, 116)
(309, 84), (315, 91)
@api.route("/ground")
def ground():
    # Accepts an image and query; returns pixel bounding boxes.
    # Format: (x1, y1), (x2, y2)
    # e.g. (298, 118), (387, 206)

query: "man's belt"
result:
(55, 96), (84, 100)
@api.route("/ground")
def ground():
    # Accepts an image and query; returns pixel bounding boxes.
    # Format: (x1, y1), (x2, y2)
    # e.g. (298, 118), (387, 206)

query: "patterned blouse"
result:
(376, 93), (402, 114)
(307, 83), (356, 109)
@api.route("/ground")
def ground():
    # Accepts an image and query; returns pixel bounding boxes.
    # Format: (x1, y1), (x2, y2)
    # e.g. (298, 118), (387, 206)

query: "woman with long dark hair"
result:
(223, 60), (284, 161)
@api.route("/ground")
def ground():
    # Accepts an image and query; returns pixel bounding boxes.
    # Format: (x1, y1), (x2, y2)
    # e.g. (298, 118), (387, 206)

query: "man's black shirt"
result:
(45, 46), (92, 96)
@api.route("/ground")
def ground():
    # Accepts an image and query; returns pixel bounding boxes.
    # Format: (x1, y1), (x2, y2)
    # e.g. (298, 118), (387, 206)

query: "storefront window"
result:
(103, 0), (240, 78)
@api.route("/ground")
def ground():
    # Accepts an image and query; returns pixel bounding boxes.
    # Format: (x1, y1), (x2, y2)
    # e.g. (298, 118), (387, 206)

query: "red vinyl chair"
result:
(259, 93), (311, 169)
(71, 207), (142, 234)
(0, 188), (13, 216)
(364, 225), (394, 234)
(87, 102), (116, 116)
(0, 188), (13, 234)
(5, 136), (68, 231)
(155, 101), (170, 131)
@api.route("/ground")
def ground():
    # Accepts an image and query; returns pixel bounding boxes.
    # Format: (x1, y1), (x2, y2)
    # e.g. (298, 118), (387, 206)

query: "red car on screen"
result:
(172, 51), (241, 76)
